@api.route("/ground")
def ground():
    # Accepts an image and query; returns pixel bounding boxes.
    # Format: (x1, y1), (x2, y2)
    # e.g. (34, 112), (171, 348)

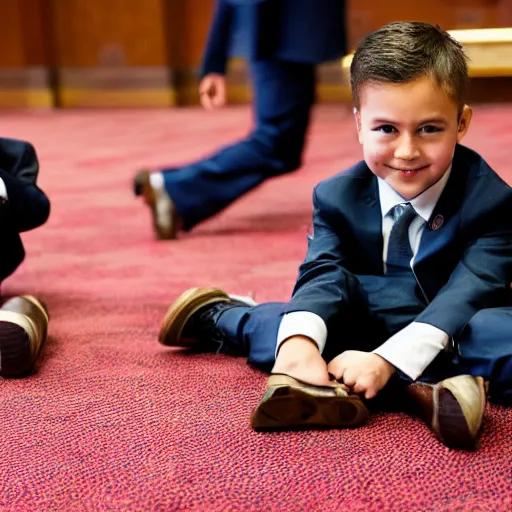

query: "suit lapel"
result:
(354, 174), (384, 274)
(415, 155), (466, 265)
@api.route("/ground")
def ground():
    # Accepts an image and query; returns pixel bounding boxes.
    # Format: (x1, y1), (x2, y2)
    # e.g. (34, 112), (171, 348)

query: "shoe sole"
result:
(435, 376), (485, 450)
(0, 296), (49, 377)
(0, 322), (33, 377)
(251, 385), (369, 431)
(159, 287), (230, 346)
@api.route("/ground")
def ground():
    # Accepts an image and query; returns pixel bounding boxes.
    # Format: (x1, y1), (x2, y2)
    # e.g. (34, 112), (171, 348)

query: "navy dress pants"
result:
(161, 59), (316, 230)
(214, 302), (512, 405)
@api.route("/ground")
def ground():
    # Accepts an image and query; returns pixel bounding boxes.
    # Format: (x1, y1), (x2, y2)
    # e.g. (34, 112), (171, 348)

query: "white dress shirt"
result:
(276, 166), (452, 381)
(0, 178), (7, 200)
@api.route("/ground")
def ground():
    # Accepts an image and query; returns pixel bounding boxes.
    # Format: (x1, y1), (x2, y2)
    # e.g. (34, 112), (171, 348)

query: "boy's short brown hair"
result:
(350, 21), (469, 114)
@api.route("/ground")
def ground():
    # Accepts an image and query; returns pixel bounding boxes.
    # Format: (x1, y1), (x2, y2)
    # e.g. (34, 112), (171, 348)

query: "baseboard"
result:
(56, 67), (176, 107)
(0, 89), (54, 108)
(0, 68), (54, 108)
(57, 88), (176, 108)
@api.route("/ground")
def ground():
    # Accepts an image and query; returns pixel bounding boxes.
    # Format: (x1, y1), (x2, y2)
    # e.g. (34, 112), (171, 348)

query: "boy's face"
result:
(355, 75), (472, 200)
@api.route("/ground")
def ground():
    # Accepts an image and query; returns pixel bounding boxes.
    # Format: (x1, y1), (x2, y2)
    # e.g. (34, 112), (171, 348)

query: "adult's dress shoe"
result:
(0, 295), (49, 377)
(406, 375), (486, 449)
(133, 170), (181, 240)
(251, 374), (369, 431)
(133, 169), (147, 196)
(159, 287), (254, 350)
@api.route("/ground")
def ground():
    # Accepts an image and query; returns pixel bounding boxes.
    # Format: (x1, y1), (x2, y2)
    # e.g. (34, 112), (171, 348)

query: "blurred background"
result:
(2, 0), (512, 109)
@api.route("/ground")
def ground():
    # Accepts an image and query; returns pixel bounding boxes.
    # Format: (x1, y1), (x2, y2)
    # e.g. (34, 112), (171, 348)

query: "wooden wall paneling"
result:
(341, 1), (512, 104)
(50, 0), (174, 107)
(162, 0), (221, 105)
(0, 0), (53, 108)
(346, 0), (507, 50)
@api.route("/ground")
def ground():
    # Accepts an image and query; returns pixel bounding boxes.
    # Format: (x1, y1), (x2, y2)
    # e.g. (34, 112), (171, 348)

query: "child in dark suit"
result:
(133, 0), (347, 240)
(156, 22), (512, 450)
(0, 138), (50, 377)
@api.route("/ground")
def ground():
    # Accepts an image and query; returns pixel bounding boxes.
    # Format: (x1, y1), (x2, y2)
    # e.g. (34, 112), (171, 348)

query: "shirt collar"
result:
(377, 164), (452, 222)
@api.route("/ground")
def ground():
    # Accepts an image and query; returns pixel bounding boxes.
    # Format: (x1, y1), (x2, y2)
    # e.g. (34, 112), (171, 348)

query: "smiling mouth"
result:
(387, 164), (429, 172)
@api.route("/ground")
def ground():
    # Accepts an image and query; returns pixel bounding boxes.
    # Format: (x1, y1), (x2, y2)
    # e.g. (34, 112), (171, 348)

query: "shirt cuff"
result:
(0, 178), (7, 199)
(276, 311), (327, 356)
(372, 322), (450, 381)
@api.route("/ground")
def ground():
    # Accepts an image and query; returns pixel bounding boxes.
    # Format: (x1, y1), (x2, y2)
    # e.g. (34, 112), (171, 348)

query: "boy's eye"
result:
(420, 125), (442, 134)
(374, 125), (396, 134)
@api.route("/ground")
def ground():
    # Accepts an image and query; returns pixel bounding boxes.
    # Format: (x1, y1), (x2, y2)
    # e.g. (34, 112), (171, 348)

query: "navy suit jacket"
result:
(0, 138), (50, 281)
(200, 0), (347, 76)
(285, 144), (512, 339)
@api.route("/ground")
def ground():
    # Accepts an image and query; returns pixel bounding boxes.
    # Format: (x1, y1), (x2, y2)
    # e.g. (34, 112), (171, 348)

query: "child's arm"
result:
(283, 185), (360, 333)
(373, 185), (512, 383)
(415, 192), (512, 339)
(0, 139), (50, 232)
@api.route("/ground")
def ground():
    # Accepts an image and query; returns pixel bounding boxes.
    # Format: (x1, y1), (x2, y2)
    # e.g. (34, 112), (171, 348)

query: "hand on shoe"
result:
(199, 74), (227, 110)
(327, 351), (396, 399)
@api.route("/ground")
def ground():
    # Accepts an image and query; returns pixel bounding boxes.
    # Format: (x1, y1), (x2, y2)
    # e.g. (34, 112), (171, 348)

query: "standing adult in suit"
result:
(133, 0), (347, 239)
(0, 138), (51, 377)
(156, 22), (512, 450)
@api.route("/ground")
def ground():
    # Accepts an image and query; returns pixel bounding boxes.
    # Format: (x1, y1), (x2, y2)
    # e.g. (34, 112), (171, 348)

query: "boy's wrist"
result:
(372, 354), (397, 379)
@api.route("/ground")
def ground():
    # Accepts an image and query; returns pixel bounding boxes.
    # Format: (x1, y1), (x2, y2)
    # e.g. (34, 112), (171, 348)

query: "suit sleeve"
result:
(199, 0), (233, 77)
(284, 187), (359, 331)
(416, 189), (512, 337)
(0, 140), (50, 232)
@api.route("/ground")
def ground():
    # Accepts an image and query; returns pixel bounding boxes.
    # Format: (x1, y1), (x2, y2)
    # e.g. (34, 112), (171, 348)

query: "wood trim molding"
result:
(0, 68), (53, 107)
(56, 66), (175, 107)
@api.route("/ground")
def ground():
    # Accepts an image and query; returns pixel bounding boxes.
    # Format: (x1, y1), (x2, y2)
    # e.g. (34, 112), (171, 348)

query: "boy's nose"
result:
(394, 135), (420, 160)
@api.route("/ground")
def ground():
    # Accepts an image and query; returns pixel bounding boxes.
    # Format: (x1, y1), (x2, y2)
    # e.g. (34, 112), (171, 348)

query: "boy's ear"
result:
(354, 108), (363, 144)
(457, 104), (472, 142)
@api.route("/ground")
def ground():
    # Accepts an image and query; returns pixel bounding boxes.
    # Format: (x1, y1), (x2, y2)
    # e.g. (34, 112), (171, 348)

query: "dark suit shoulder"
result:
(315, 159), (372, 193)
(0, 137), (39, 185)
(454, 144), (510, 188)
(452, 144), (512, 226)
(314, 160), (375, 211)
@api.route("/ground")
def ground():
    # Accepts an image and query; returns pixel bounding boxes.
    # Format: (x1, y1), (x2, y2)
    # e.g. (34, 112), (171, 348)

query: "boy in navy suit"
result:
(157, 22), (512, 449)
(0, 138), (50, 377)
(132, 0), (347, 239)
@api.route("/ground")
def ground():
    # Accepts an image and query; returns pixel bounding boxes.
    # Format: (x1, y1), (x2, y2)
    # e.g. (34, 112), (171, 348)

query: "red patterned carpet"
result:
(1, 104), (511, 511)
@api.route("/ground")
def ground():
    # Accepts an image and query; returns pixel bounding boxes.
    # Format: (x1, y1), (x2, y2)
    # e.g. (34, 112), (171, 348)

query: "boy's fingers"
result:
(352, 377), (368, 394)
(342, 371), (357, 388)
(327, 359), (343, 380)
(364, 388), (377, 400)
(353, 375), (378, 398)
(200, 92), (214, 110)
(329, 366), (344, 381)
(213, 80), (226, 107)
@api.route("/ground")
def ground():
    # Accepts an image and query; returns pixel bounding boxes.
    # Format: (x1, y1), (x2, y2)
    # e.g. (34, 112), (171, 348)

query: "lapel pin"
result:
(429, 214), (444, 231)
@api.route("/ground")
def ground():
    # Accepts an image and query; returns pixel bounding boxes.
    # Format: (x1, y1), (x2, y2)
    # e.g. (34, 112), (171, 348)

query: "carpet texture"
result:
(0, 104), (511, 511)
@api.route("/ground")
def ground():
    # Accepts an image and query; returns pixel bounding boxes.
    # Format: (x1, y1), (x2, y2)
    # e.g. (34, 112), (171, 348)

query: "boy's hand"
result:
(199, 74), (227, 110)
(327, 351), (396, 399)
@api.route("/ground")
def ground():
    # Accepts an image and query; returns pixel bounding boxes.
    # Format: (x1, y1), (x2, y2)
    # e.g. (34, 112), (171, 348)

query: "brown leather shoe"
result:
(406, 375), (486, 449)
(134, 170), (182, 240)
(159, 287), (256, 350)
(159, 287), (230, 346)
(251, 374), (370, 431)
(0, 295), (49, 377)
